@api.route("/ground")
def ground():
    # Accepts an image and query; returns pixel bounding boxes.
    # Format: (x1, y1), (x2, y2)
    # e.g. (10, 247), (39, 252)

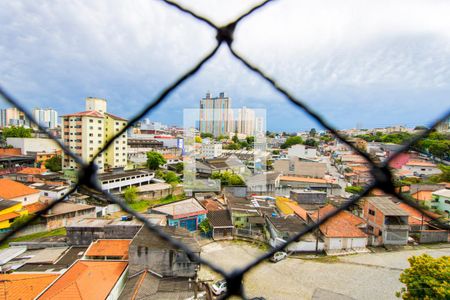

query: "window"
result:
(89, 119), (93, 123)
(368, 209), (375, 216)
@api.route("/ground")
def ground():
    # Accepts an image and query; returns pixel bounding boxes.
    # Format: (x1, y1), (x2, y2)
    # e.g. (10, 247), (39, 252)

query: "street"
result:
(198, 241), (450, 300)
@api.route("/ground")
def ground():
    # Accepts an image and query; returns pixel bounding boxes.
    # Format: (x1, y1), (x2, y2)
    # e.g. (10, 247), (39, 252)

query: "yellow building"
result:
(61, 98), (128, 173)
(0, 200), (28, 231)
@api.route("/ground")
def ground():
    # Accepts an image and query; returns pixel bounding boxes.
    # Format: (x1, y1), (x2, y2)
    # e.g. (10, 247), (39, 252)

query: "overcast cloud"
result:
(1, 0), (449, 131)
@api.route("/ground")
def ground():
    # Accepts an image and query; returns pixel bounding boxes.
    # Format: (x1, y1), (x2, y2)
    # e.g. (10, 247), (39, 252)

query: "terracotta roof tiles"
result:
(0, 179), (39, 200)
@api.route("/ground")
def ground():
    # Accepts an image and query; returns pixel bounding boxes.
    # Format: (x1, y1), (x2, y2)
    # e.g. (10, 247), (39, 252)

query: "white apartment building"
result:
(61, 98), (128, 173)
(200, 143), (223, 159)
(237, 106), (255, 136)
(199, 92), (234, 137)
(32, 108), (58, 129)
(0, 107), (30, 128)
(288, 144), (317, 160)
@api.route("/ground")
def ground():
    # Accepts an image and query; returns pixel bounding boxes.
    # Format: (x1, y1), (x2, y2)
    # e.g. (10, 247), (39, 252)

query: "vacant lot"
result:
(198, 242), (450, 300)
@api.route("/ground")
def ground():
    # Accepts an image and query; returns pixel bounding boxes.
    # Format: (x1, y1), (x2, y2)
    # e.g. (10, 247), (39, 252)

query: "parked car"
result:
(270, 251), (287, 263)
(211, 279), (227, 295)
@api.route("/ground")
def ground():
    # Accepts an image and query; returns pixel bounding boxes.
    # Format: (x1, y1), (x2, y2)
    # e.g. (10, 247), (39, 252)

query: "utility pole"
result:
(315, 208), (320, 255)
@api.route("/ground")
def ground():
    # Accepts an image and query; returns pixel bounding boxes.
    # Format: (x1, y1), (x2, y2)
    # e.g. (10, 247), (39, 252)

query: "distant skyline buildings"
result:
(0, 107), (30, 128)
(33, 108), (58, 129)
(199, 92), (234, 137)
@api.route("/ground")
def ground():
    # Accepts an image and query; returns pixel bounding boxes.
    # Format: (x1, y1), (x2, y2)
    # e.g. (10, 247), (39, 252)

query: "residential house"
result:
(226, 192), (275, 230)
(431, 189), (450, 215)
(150, 198), (207, 231)
(84, 239), (131, 260)
(409, 183), (446, 203)
(397, 203), (448, 243)
(0, 178), (40, 204)
(195, 156), (248, 178)
(273, 158), (326, 178)
(279, 176), (341, 196)
(41, 201), (96, 231)
(266, 215), (320, 252)
(363, 197), (409, 246)
(0, 200), (28, 232)
(207, 210), (234, 240)
(309, 204), (368, 251)
(245, 172), (281, 193)
(128, 226), (200, 277)
(402, 160), (441, 177)
(287, 144), (317, 159)
(0, 273), (59, 300)
(38, 260), (128, 300)
(29, 183), (70, 200)
(290, 189), (327, 206)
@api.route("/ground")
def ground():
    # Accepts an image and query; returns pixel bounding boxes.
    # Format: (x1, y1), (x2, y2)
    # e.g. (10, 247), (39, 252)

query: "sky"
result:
(1, 0), (449, 131)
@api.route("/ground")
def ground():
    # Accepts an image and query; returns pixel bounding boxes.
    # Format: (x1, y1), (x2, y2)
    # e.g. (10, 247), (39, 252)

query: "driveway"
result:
(198, 242), (450, 300)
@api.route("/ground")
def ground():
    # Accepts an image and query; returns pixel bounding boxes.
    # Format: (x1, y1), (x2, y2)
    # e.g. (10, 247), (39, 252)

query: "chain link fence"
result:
(1, 0), (449, 298)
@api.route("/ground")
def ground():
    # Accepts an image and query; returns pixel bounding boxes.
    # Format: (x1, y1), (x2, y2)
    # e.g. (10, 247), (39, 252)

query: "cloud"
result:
(0, 0), (449, 131)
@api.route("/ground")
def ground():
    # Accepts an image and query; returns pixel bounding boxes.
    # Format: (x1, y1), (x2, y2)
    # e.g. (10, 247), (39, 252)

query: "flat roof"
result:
(85, 239), (131, 259)
(98, 170), (153, 181)
(366, 197), (409, 216)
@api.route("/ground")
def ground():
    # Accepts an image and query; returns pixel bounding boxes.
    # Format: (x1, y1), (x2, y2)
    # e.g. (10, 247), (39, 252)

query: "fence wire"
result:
(1, 0), (449, 299)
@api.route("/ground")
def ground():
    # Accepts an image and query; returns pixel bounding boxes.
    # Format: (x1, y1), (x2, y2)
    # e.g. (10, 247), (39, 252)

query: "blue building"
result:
(150, 198), (207, 231)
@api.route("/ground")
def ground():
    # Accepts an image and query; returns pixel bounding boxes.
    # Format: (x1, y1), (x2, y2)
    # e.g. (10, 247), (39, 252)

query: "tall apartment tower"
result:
(237, 106), (255, 136)
(61, 97), (128, 173)
(0, 107), (30, 128)
(32, 108), (58, 129)
(199, 92), (233, 137)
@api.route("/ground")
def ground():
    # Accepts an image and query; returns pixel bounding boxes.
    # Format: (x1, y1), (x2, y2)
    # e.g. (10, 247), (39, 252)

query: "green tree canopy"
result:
(304, 138), (319, 147)
(174, 162), (184, 174)
(345, 185), (364, 194)
(44, 155), (62, 172)
(309, 128), (317, 137)
(123, 186), (139, 203)
(211, 171), (244, 186)
(163, 171), (179, 184)
(146, 151), (166, 170)
(200, 132), (214, 139)
(280, 136), (304, 149)
(2, 126), (33, 139)
(397, 254), (449, 300)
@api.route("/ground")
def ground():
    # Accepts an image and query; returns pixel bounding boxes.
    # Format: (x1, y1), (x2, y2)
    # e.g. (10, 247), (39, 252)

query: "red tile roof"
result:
(0, 212), (20, 222)
(18, 167), (47, 175)
(310, 204), (367, 238)
(280, 176), (331, 184)
(0, 273), (59, 300)
(85, 239), (131, 259)
(25, 201), (48, 214)
(39, 261), (128, 300)
(62, 110), (104, 118)
(397, 203), (439, 225)
(0, 179), (39, 200)
(105, 112), (127, 121)
(285, 202), (308, 221)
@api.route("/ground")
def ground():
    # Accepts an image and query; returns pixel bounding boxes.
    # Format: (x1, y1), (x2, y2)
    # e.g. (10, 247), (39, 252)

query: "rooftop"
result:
(18, 167), (47, 175)
(280, 176), (331, 184)
(0, 199), (21, 211)
(0, 179), (39, 199)
(38, 260), (128, 299)
(132, 226), (200, 252)
(366, 197), (409, 216)
(42, 201), (95, 217)
(432, 189), (450, 198)
(0, 273), (59, 300)
(62, 110), (104, 118)
(98, 169), (154, 182)
(267, 215), (307, 235)
(207, 210), (233, 227)
(397, 203), (439, 225)
(85, 239), (131, 259)
(151, 198), (207, 219)
(310, 204), (367, 238)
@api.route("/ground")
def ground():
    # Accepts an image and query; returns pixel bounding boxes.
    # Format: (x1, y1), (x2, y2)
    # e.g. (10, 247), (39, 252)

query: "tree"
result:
(195, 136), (202, 143)
(211, 171), (244, 186)
(2, 126), (32, 139)
(44, 155), (62, 172)
(200, 132), (214, 139)
(309, 128), (317, 137)
(397, 254), (449, 299)
(163, 171), (179, 184)
(345, 186), (364, 194)
(10, 214), (34, 229)
(146, 151), (166, 170)
(123, 186), (138, 203)
(198, 218), (211, 234)
(414, 125), (428, 131)
(304, 138), (319, 147)
(174, 162), (184, 173)
(280, 136), (303, 149)
(232, 130), (239, 143)
(429, 164), (450, 183)
(272, 150), (280, 155)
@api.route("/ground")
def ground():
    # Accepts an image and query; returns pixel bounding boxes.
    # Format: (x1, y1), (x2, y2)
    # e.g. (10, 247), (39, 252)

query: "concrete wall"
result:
(128, 244), (199, 277)
(7, 137), (61, 155)
(325, 237), (367, 250)
(419, 230), (448, 243)
(290, 191), (327, 205)
(104, 224), (142, 239)
(66, 227), (106, 245)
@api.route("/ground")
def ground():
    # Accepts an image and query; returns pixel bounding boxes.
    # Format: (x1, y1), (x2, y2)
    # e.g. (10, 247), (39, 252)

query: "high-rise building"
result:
(61, 97), (128, 173)
(32, 108), (58, 129)
(237, 106), (256, 136)
(199, 92), (233, 137)
(0, 107), (30, 128)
